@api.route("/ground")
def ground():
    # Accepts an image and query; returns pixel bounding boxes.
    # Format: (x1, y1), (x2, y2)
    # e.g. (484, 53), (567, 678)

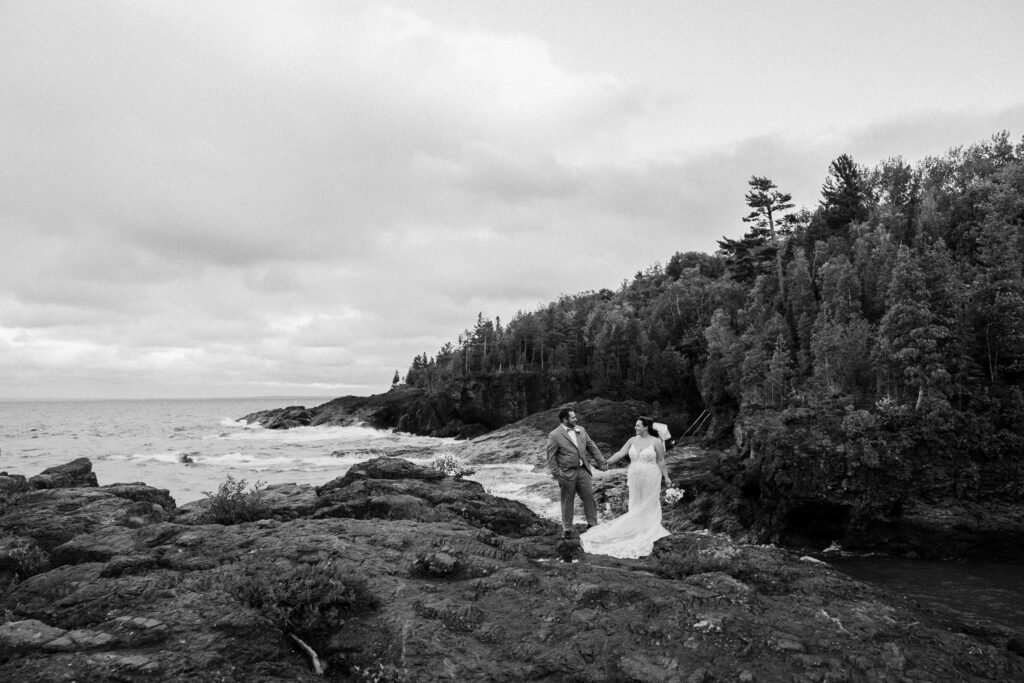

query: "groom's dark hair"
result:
(558, 407), (573, 423)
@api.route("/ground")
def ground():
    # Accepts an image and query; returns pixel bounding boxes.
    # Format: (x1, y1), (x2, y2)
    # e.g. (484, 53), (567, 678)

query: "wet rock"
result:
(239, 405), (314, 429)
(27, 458), (98, 489)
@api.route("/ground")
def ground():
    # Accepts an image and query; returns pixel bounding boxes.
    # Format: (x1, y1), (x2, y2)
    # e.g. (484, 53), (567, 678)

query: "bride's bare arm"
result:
(655, 441), (672, 486)
(604, 438), (633, 466)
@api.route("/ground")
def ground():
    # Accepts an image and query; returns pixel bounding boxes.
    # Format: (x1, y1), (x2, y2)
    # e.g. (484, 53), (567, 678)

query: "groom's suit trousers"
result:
(556, 467), (597, 529)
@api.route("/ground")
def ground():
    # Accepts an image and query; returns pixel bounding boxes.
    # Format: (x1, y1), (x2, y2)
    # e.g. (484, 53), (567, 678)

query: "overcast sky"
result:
(2, 1), (1023, 400)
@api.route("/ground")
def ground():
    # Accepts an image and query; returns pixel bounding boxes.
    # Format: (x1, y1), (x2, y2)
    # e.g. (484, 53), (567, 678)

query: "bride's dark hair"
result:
(637, 415), (660, 438)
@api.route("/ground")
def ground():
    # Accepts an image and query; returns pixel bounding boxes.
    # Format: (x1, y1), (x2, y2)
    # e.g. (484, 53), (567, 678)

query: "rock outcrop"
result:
(455, 398), (665, 466)
(27, 457), (98, 489)
(2, 457), (1023, 681)
(239, 384), (692, 441)
(677, 407), (1024, 561)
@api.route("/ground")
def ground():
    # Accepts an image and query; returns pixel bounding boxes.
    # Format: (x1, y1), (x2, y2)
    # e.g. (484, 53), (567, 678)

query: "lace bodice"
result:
(628, 443), (658, 463)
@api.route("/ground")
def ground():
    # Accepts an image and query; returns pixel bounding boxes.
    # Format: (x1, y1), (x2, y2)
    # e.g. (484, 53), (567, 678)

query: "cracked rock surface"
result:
(1, 457), (1023, 681)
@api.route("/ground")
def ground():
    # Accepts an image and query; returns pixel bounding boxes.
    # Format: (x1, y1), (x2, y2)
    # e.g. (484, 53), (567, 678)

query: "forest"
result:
(401, 132), (1024, 460)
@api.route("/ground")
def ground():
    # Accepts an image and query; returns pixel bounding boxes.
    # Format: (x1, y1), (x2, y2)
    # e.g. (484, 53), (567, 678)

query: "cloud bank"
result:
(2, 2), (1023, 399)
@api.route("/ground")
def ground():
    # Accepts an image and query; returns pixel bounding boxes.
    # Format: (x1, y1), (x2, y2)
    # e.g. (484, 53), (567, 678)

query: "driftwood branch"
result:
(290, 633), (325, 676)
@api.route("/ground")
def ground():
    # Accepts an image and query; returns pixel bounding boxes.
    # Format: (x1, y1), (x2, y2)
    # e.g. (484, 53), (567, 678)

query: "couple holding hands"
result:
(545, 407), (672, 559)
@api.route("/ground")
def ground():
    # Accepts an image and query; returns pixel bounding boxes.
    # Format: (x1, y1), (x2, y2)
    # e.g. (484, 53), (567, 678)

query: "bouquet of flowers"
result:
(663, 486), (685, 505)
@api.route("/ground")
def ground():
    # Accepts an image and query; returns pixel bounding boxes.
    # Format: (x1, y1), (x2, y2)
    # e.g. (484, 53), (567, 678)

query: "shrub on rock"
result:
(200, 476), (271, 524)
(221, 556), (379, 672)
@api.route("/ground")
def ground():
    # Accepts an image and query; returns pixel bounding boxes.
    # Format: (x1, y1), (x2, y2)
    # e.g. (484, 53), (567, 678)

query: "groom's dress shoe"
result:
(561, 530), (572, 539)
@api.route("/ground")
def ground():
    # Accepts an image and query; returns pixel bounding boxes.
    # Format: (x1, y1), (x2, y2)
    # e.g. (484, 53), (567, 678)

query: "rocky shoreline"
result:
(244, 396), (1024, 563)
(237, 388), (691, 442)
(2, 455), (1024, 681)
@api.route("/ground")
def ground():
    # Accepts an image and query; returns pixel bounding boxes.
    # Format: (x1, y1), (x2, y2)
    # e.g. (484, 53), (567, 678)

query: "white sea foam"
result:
(470, 462), (538, 472)
(463, 466), (559, 520)
(107, 451), (189, 464)
(0, 398), (545, 512)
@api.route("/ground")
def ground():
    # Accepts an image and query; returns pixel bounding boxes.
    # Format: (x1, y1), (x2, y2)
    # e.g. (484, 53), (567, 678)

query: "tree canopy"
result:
(397, 133), (1024, 454)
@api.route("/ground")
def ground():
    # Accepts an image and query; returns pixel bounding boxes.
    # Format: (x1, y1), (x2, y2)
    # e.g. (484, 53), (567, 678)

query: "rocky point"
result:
(1, 456), (1023, 681)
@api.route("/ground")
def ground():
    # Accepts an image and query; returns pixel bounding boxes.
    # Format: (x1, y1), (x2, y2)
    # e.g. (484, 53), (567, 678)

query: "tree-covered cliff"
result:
(403, 131), (1024, 448)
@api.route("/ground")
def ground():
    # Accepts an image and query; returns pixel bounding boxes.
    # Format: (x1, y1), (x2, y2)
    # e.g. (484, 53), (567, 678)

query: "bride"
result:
(580, 415), (673, 559)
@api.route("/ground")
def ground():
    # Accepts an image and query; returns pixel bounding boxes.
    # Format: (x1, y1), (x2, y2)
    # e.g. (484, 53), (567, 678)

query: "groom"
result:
(546, 408), (607, 539)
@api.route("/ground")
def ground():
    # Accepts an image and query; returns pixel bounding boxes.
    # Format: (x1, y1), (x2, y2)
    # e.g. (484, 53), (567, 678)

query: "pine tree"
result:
(876, 247), (950, 407)
(743, 176), (794, 302)
(717, 229), (775, 285)
(820, 154), (871, 239)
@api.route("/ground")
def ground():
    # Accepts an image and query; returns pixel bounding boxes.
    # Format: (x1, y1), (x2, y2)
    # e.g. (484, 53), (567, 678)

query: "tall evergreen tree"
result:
(743, 176), (794, 302)
(717, 227), (775, 284)
(820, 154), (871, 239)
(876, 247), (950, 407)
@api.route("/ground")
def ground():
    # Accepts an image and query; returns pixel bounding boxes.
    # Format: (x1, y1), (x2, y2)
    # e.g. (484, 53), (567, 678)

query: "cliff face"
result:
(687, 406), (1024, 560)
(3, 458), (1024, 681)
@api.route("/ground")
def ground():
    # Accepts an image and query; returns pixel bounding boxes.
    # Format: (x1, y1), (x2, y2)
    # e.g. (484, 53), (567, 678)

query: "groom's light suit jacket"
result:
(545, 426), (606, 481)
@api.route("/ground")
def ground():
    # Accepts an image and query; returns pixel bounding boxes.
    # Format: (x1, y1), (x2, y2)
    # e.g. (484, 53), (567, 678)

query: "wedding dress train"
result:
(580, 444), (669, 559)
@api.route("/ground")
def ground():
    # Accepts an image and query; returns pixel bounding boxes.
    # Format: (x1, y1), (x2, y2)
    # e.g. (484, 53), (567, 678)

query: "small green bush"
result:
(0, 478), (30, 515)
(429, 453), (475, 479)
(0, 534), (50, 581)
(223, 558), (378, 643)
(200, 475), (271, 524)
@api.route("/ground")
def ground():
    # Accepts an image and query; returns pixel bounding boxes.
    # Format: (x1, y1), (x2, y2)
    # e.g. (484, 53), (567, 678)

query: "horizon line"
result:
(0, 394), (349, 403)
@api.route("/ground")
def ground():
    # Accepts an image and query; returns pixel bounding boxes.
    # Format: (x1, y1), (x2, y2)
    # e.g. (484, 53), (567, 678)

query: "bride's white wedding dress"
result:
(580, 443), (670, 559)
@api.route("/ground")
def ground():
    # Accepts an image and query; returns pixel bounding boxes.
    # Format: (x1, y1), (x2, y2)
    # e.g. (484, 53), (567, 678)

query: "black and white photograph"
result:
(2, 1), (1024, 680)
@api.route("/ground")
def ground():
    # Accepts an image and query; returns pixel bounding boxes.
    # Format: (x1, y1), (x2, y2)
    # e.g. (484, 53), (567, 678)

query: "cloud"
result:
(2, 2), (1024, 399)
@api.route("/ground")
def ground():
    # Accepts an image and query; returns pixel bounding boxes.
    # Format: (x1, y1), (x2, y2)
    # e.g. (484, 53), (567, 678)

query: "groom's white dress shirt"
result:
(565, 426), (583, 466)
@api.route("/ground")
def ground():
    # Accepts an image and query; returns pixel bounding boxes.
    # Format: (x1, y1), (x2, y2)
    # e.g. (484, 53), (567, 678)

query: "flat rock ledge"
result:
(1, 457), (1022, 681)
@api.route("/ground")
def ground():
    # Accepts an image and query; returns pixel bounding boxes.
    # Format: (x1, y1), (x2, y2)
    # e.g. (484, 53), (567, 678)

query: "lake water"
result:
(826, 554), (1024, 631)
(0, 397), (459, 504)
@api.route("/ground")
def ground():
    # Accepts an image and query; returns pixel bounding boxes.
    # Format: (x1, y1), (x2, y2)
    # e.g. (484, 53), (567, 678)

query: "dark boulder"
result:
(317, 456), (445, 493)
(239, 405), (313, 429)
(314, 457), (552, 537)
(0, 472), (175, 553)
(28, 458), (98, 489)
